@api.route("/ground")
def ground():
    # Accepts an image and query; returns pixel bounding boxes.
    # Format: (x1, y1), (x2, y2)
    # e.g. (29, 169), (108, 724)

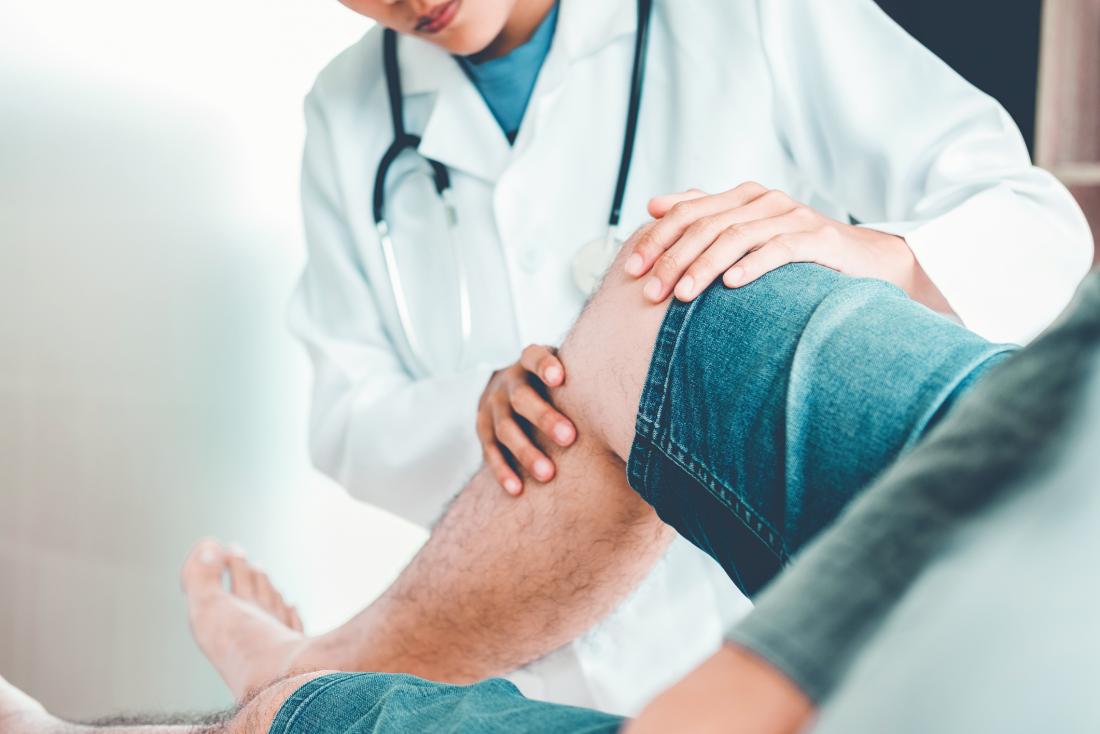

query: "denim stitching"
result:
(630, 300), (694, 509)
(650, 299), (700, 433)
(270, 673), (371, 734)
(661, 434), (790, 561)
(630, 293), (789, 562)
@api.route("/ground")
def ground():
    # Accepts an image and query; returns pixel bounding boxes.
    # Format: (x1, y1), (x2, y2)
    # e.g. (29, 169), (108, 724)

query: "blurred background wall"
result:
(0, 0), (427, 721)
(1035, 0), (1100, 265)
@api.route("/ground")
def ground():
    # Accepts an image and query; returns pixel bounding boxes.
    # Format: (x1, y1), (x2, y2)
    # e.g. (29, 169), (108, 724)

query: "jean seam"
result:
(650, 299), (699, 431)
(632, 292), (788, 563)
(269, 672), (370, 734)
(660, 434), (790, 561)
(630, 299), (694, 509)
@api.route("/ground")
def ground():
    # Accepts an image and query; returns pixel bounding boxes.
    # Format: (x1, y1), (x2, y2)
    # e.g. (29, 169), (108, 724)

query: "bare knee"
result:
(552, 241), (670, 461)
(225, 671), (337, 734)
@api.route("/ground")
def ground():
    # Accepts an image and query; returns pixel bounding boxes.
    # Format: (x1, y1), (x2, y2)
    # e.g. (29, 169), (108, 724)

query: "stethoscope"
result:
(373, 0), (653, 374)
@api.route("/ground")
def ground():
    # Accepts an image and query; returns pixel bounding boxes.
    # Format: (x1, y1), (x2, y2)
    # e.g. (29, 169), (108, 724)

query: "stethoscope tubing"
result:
(373, 0), (652, 373)
(610, 0), (652, 228)
(373, 29), (450, 225)
(374, 0), (652, 228)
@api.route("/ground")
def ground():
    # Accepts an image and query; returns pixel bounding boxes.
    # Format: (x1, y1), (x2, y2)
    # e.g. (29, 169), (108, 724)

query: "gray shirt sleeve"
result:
(727, 272), (1100, 704)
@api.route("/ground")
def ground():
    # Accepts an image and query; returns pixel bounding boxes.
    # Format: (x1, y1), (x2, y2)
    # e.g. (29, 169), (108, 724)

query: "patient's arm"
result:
(723, 272), (1100, 704)
(628, 273), (1100, 733)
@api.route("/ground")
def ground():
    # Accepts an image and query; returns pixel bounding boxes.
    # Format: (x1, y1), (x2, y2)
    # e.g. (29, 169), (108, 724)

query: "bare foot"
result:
(182, 538), (308, 700)
(0, 674), (56, 734)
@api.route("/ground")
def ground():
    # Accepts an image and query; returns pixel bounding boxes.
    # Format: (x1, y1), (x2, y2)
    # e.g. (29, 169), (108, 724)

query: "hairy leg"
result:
(288, 434), (670, 684)
(186, 242), (677, 696)
(0, 671), (331, 734)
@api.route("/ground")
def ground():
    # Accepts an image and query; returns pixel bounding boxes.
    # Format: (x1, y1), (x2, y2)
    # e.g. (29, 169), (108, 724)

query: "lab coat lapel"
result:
(398, 36), (511, 184)
(394, 0), (636, 183)
(515, 0), (638, 148)
(555, 0), (637, 64)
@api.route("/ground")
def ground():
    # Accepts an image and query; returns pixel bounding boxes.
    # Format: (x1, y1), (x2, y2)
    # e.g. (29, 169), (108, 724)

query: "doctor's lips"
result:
(415, 0), (461, 34)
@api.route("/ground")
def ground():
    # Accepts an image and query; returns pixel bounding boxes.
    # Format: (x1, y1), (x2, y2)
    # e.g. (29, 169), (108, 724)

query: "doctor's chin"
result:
(3, 1), (1100, 733)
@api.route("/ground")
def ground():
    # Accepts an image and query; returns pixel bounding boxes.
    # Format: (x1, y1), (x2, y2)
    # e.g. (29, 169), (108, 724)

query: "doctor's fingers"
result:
(520, 344), (564, 387)
(491, 398), (556, 484)
(723, 230), (844, 289)
(646, 188), (708, 219)
(509, 382), (576, 448)
(643, 194), (806, 302)
(673, 209), (821, 301)
(626, 182), (771, 278)
(476, 410), (523, 496)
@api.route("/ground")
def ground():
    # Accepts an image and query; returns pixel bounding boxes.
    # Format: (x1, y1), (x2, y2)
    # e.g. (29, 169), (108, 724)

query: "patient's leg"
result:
(193, 436), (672, 698)
(187, 245), (677, 699)
(187, 244), (1010, 698)
(0, 669), (331, 734)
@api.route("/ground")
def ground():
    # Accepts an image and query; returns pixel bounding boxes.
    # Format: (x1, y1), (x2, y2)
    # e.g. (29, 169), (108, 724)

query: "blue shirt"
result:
(456, 3), (559, 144)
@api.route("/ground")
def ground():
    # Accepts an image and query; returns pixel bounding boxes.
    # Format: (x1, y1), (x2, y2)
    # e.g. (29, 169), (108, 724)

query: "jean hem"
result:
(626, 290), (789, 563)
(268, 673), (370, 734)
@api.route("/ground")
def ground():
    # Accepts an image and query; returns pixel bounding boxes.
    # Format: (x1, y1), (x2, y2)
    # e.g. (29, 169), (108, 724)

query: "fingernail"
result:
(534, 459), (553, 479)
(675, 275), (694, 300)
(643, 277), (663, 301)
(625, 254), (644, 276)
(199, 549), (218, 565)
(227, 543), (246, 557)
(545, 365), (562, 383)
(554, 424), (573, 443)
(504, 478), (521, 494)
(727, 267), (744, 287)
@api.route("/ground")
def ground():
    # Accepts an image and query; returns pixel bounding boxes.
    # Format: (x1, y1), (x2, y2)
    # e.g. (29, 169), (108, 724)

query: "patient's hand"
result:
(624, 183), (951, 314)
(627, 644), (814, 734)
(477, 345), (576, 496)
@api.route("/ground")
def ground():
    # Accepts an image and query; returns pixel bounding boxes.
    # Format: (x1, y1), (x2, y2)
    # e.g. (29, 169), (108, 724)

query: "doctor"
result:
(289, 0), (1093, 714)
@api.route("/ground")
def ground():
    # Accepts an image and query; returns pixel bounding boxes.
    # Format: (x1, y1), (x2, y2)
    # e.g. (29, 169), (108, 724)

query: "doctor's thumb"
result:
(647, 188), (708, 219)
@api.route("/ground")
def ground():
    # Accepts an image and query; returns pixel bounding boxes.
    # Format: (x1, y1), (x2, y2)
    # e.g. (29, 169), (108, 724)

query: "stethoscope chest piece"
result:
(572, 232), (624, 296)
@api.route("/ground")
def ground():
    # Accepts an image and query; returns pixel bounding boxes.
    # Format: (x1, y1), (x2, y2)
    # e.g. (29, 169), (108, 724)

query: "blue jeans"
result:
(269, 673), (622, 734)
(271, 265), (1014, 734)
(628, 264), (1012, 595)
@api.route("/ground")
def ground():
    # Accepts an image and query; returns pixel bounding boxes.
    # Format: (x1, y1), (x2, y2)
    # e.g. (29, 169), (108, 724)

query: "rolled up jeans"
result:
(628, 263), (1012, 595)
(269, 265), (1013, 734)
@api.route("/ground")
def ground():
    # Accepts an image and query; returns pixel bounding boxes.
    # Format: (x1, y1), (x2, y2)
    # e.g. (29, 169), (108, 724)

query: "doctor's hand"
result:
(477, 345), (577, 497)
(626, 183), (950, 312)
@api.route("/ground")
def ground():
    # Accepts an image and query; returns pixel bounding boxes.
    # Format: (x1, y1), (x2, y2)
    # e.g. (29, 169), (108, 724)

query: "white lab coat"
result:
(289, 0), (1094, 715)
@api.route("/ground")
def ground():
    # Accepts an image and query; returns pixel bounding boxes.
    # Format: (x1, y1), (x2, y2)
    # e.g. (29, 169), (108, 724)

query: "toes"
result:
(181, 538), (228, 595)
(253, 569), (299, 629)
(287, 606), (304, 634)
(253, 569), (279, 612)
(217, 544), (301, 630)
(277, 599), (298, 631)
(271, 591), (295, 630)
(226, 545), (259, 601)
